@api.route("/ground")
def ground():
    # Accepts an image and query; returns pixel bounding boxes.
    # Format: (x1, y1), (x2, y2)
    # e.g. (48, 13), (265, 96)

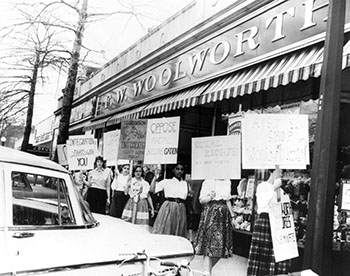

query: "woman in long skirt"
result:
(247, 169), (291, 276)
(122, 165), (154, 227)
(194, 179), (234, 275)
(152, 162), (188, 238)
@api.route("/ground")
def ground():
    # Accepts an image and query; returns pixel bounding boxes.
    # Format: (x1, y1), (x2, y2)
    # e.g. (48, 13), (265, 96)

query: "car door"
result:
(0, 162), (14, 275)
(3, 162), (94, 275)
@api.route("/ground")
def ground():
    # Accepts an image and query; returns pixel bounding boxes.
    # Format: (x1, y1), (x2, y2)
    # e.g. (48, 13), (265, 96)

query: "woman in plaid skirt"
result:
(247, 169), (291, 276)
(194, 179), (235, 275)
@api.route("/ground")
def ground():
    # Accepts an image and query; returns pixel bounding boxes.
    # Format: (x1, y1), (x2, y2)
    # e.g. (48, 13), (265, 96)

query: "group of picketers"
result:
(72, 157), (291, 276)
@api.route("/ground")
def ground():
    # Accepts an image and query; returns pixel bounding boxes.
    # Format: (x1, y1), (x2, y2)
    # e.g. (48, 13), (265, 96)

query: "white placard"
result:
(103, 130), (120, 166)
(191, 135), (241, 180)
(144, 117), (180, 164)
(269, 193), (299, 262)
(241, 114), (309, 169)
(66, 136), (98, 171)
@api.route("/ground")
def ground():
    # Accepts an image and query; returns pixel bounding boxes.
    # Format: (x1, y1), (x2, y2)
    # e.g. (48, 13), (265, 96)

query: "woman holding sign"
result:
(122, 165), (155, 227)
(194, 179), (235, 276)
(247, 169), (291, 276)
(152, 162), (189, 238)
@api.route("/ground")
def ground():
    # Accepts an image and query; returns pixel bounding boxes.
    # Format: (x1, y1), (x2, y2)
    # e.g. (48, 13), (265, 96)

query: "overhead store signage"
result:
(70, 98), (94, 123)
(241, 114), (310, 169)
(118, 119), (147, 161)
(96, 0), (349, 116)
(191, 135), (241, 180)
(144, 117), (180, 164)
(66, 136), (98, 171)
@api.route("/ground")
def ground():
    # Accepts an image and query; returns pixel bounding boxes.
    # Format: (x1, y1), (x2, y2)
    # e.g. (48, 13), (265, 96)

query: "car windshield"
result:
(11, 172), (96, 227)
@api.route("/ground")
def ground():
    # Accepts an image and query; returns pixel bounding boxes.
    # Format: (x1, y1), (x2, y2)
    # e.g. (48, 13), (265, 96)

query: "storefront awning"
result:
(140, 83), (211, 117)
(83, 117), (110, 132)
(199, 39), (350, 105)
(106, 104), (149, 126)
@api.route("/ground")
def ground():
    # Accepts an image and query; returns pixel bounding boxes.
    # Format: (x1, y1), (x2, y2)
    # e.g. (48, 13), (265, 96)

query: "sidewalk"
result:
(190, 254), (248, 276)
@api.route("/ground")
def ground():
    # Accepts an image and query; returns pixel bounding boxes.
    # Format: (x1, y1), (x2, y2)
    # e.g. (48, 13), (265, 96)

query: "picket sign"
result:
(268, 190), (299, 262)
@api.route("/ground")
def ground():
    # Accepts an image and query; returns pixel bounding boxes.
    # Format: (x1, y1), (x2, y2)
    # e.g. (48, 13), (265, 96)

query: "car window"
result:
(12, 172), (75, 226)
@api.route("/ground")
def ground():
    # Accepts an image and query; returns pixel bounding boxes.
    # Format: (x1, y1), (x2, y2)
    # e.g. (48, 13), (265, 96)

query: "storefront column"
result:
(303, 0), (346, 275)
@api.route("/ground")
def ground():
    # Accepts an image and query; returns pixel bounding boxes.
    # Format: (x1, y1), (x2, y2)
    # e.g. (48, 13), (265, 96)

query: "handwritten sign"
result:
(269, 193), (299, 262)
(103, 130), (120, 166)
(144, 117), (180, 164)
(118, 119), (147, 161)
(191, 135), (241, 180)
(241, 114), (309, 169)
(66, 136), (98, 171)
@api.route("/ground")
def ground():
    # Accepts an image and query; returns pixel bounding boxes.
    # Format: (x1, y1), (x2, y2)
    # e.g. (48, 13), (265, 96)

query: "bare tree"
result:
(1, 0), (163, 157)
(0, 6), (70, 151)
(30, 0), (141, 161)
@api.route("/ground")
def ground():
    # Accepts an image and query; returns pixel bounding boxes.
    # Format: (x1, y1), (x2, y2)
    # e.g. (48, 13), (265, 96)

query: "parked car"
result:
(0, 146), (193, 275)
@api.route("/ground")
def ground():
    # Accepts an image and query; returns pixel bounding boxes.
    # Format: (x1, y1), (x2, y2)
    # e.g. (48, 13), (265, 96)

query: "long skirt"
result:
(247, 213), (291, 276)
(121, 198), (149, 225)
(110, 191), (129, 218)
(194, 200), (233, 258)
(152, 200), (187, 238)
(86, 187), (107, 215)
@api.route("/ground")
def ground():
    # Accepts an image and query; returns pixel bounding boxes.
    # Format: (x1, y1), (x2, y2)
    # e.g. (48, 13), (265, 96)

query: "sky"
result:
(0, 0), (194, 125)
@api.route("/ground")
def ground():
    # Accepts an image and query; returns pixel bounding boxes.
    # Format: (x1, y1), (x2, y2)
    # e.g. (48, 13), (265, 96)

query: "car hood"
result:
(8, 215), (194, 272)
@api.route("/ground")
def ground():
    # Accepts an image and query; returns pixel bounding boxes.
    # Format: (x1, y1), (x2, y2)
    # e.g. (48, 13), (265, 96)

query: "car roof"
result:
(0, 146), (67, 173)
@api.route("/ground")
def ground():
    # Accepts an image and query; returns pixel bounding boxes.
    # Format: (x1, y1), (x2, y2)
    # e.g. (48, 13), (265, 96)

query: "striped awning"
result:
(200, 39), (350, 105)
(106, 104), (149, 126)
(83, 117), (110, 131)
(140, 83), (211, 117)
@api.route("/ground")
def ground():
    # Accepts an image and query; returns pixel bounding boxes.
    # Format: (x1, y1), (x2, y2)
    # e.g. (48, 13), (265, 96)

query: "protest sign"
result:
(118, 119), (147, 161)
(192, 135), (241, 180)
(103, 130), (120, 166)
(66, 136), (98, 171)
(241, 114), (309, 169)
(144, 117), (180, 164)
(269, 193), (299, 262)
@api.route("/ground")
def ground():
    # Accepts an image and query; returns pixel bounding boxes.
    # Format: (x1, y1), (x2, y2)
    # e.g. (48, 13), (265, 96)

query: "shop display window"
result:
(333, 179), (350, 252)
(281, 170), (311, 247)
(232, 169), (311, 246)
(231, 175), (256, 233)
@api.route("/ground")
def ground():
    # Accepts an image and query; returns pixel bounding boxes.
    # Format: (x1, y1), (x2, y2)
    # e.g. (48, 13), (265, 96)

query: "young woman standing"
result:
(86, 156), (111, 214)
(194, 178), (235, 275)
(152, 162), (189, 238)
(109, 163), (132, 218)
(122, 165), (154, 227)
(246, 169), (291, 276)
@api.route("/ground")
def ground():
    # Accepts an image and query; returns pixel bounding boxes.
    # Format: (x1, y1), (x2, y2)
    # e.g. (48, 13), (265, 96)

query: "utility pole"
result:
(303, 0), (346, 275)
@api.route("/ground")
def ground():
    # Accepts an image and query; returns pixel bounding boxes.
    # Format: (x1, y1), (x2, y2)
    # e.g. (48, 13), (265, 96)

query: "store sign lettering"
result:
(96, 0), (347, 116)
(70, 98), (94, 123)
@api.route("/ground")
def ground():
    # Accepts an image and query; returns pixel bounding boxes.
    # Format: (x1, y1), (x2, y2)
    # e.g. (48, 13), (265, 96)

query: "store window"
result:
(12, 172), (75, 226)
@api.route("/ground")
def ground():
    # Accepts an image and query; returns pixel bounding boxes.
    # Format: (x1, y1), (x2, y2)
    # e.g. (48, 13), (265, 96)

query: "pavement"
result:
(190, 254), (248, 276)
